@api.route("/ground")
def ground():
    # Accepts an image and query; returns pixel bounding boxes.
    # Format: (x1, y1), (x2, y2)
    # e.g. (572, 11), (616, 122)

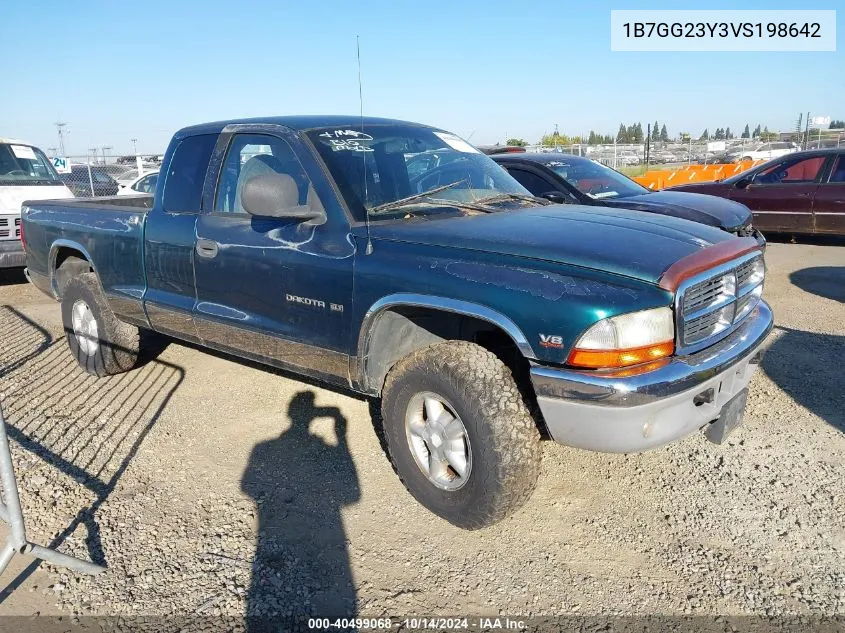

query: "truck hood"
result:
(601, 190), (750, 231)
(368, 205), (735, 284)
(0, 184), (74, 215)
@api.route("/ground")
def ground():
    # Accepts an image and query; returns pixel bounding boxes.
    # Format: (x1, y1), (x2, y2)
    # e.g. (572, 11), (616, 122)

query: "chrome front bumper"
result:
(530, 301), (774, 453)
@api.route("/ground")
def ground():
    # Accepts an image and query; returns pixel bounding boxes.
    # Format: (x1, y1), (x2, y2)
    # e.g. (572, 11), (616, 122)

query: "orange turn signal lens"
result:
(567, 341), (674, 369)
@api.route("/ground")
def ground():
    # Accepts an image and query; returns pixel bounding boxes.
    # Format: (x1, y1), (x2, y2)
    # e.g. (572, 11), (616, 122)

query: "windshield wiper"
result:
(476, 192), (551, 206)
(369, 179), (469, 213)
(423, 197), (500, 213)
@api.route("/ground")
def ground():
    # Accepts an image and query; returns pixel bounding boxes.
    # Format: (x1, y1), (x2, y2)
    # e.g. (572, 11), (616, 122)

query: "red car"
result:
(669, 149), (845, 235)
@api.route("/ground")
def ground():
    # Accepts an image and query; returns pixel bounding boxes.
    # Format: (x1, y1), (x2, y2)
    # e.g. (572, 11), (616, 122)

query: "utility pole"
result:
(131, 138), (138, 155)
(101, 146), (112, 165)
(55, 122), (68, 155)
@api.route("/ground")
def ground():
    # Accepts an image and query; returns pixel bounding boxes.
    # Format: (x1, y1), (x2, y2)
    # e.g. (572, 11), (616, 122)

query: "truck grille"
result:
(675, 252), (765, 352)
(0, 216), (21, 241)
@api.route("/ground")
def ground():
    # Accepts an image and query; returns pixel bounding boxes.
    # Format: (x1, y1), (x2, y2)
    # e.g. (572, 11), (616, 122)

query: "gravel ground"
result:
(0, 239), (842, 621)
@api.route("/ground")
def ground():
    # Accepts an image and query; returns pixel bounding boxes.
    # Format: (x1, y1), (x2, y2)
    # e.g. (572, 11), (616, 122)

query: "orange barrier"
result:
(632, 159), (764, 190)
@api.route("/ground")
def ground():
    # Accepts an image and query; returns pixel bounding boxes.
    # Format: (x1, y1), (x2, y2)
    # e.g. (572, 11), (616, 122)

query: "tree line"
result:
(504, 117), (843, 148)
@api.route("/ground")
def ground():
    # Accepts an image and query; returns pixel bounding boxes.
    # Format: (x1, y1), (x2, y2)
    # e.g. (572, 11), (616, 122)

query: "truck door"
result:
(192, 127), (354, 387)
(143, 132), (217, 342)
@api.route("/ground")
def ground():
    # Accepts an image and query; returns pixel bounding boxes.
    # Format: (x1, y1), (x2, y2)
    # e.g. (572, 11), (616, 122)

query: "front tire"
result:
(381, 341), (541, 529)
(61, 273), (141, 376)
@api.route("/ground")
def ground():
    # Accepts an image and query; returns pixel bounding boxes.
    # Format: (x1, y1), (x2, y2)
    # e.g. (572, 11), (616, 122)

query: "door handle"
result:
(196, 239), (219, 259)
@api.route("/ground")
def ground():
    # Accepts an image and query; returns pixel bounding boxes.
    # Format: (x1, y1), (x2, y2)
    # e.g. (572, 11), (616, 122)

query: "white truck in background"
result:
(0, 139), (74, 268)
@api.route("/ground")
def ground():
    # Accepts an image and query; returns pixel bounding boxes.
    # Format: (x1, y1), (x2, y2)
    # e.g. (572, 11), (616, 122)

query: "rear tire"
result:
(381, 341), (541, 529)
(61, 273), (141, 376)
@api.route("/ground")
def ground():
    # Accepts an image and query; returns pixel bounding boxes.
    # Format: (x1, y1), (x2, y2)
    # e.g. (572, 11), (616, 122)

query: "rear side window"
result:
(828, 156), (845, 183)
(162, 134), (217, 212)
(506, 168), (555, 196)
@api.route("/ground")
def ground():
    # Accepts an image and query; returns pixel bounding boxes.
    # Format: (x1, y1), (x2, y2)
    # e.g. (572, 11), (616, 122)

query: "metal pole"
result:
(86, 150), (95, 197)
(0, 405), (105, 577)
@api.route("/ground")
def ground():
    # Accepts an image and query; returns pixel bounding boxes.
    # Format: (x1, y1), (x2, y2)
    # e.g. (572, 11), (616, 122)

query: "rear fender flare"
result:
(48, 239), (97, 298)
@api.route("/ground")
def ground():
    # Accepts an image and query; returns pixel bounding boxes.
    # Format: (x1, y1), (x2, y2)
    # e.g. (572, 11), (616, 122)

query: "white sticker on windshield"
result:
(590, 191), (618, 199)
(11, 145), (37, 160)
(434, 132), (480, 154)
(318, 129), (374, 152)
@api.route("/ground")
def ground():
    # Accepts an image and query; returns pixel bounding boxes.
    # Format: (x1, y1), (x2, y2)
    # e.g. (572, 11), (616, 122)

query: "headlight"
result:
(568, 307), (675, 369)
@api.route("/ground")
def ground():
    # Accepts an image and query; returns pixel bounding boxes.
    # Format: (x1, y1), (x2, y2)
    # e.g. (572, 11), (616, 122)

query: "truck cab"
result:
(0, 139), (73, 268)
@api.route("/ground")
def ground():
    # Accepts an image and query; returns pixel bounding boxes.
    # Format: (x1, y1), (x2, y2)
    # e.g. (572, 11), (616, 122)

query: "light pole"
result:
(87, 148), (98, 196)
(101, 146), (112, 165)
(55, 122), (68, 156)
(131, 138), (142, 174)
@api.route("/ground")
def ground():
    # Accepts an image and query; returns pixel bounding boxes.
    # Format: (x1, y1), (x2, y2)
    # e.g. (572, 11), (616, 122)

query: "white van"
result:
(0, 138), (74, 268)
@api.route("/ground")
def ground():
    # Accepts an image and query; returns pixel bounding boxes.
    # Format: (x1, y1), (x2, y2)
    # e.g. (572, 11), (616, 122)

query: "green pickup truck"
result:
(22, 116), (773, 528)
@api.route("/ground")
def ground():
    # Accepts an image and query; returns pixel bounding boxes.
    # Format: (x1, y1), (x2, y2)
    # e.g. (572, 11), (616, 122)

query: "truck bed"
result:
(22, 196), (150, 305)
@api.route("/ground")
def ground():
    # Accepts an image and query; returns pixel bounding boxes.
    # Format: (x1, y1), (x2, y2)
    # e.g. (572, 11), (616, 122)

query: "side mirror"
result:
(734, 176), (752, 190)
(241, 173), (324, 222)
(540, 191), (567, 204)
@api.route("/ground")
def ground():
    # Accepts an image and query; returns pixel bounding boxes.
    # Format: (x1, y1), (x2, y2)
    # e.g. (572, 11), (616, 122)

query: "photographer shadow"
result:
(242, 390), (360, 630)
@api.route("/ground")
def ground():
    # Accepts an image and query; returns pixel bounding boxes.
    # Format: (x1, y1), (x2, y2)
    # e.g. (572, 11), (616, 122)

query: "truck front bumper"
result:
(0, 240), (25, 269)
(530, 301), (774, 453)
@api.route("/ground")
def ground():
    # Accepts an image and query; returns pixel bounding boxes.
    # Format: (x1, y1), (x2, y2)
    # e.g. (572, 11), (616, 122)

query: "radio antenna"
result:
(357, 35), (373, 255)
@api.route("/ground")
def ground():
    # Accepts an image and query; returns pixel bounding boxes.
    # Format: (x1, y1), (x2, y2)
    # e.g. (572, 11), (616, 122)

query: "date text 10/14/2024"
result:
(307, 617), (527, 630)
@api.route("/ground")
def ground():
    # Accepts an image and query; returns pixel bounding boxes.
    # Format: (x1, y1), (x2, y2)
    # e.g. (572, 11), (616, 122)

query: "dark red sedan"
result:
(669, 149), (845, 235)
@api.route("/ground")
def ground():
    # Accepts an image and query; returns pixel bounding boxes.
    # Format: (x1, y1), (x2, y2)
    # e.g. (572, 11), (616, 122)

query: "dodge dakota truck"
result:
(22, 116), (773, 529)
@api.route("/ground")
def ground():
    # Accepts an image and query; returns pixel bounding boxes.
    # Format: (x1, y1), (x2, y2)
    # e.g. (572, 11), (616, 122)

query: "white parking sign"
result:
(52, 156), (71, 174)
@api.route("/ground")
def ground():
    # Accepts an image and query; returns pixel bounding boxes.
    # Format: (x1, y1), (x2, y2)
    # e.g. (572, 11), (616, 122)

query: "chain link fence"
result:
(48, 129), (844, 197)
(51, 153), (163, 197)
(522, 131), (845, 171)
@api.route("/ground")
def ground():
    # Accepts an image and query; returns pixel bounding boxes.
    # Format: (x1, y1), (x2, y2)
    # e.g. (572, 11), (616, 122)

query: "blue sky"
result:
(2, 1), (841, 155)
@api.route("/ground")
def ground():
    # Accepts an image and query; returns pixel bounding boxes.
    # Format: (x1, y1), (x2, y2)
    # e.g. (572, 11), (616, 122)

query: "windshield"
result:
(306, 124), (532, 221)
(545, 157), (648, 199)
(0, 143), (63, 185)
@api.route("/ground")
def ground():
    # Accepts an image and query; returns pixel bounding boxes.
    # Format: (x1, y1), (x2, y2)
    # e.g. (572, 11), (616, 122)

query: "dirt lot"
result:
(0, 239), (842, 620)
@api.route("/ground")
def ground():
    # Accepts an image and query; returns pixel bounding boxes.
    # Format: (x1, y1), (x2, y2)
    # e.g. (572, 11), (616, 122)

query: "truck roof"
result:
(0, 137), (32, 145)
(176, 115), (431, 137)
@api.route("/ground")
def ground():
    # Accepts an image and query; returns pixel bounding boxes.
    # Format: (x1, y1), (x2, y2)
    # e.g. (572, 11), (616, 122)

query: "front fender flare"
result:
(354, 293), (536, 393)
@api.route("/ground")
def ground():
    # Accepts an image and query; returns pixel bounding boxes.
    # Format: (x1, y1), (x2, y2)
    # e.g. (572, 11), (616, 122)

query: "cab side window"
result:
(162, 134), (217, 213)
(214, 133), (324, 216)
